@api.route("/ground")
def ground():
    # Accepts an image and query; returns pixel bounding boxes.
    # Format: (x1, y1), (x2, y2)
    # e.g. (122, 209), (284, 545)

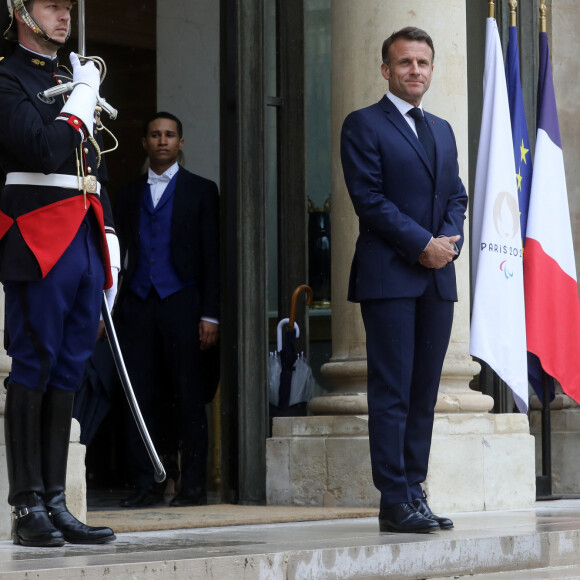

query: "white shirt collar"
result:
(147, 162), (180, 184)
(19, 44), (57, 61)
(386, 91), (423, 117)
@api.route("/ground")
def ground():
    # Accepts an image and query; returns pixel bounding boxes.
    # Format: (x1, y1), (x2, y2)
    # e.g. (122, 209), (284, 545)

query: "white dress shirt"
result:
(386, 91), (424, 138)
(147, 162), (179, 208)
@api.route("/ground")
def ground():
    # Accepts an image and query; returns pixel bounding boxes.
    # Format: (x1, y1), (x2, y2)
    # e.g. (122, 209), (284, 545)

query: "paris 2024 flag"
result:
(524, 31), (580, 404)
(470, 17), (529, 413)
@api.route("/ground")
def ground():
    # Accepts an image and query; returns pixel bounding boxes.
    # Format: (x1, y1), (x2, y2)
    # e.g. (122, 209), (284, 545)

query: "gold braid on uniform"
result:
(88, 134), (102, 168)
(94, 111), (119, 158)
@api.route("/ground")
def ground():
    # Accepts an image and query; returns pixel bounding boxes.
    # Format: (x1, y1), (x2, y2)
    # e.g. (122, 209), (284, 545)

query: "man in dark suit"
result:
(114, 111), (219, 507)
(341, 27), (467, 533)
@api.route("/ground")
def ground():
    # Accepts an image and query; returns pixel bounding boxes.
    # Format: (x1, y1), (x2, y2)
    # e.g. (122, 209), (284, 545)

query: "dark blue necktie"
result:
(408, 107), (436, 171)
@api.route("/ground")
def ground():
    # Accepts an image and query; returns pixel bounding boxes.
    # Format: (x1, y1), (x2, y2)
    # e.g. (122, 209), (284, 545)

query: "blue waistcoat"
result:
(130, 176), (194, 299)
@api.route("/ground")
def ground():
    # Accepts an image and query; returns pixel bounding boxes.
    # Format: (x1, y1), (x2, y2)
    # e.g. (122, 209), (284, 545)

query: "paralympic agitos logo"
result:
(479, 190), (523, 278)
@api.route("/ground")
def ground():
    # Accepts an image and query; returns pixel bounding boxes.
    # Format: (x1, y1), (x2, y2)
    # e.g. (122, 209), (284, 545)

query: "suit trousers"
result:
(360, 272), (453, 508)
(116, 285), (208, 491)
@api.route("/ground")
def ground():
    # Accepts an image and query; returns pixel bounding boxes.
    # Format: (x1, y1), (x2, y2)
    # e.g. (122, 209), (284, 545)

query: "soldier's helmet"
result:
(3, 0), (73, 45)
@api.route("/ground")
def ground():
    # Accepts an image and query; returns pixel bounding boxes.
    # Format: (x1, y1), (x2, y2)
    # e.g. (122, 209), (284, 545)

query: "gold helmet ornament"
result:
(4, 0), (73, 45)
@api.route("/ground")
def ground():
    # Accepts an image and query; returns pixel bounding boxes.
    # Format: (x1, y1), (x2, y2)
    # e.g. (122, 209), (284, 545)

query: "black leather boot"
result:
(42, 389), (116, 544)
(5, 383), (65, 547)
(12, 493), (65, 547)
(45, 491), (116, 544)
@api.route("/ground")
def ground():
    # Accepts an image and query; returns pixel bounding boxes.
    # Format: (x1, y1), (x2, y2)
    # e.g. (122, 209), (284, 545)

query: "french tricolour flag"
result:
(524, 31), (580, 403)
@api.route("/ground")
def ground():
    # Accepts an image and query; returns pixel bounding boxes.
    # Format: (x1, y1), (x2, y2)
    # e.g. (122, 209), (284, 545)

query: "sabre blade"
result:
(78, 0), (86, 56)
(101, 294), (166, 483)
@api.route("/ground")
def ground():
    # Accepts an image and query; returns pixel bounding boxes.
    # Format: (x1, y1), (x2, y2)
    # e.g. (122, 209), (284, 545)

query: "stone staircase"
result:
(0, 500), (579, 579)
(434, 566), (580, 579)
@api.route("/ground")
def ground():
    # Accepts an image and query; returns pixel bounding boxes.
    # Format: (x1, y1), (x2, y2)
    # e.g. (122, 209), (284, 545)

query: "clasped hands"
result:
(418, 235), (460, 269)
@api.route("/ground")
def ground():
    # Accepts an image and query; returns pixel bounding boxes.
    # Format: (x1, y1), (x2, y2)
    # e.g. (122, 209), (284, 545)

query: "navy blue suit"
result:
(341, 95), (467, 507)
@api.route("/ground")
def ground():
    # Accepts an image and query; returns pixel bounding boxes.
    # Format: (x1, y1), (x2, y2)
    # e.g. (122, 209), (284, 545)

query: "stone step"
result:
(434, 565), (580, 579)
(0, 500), (579, 579)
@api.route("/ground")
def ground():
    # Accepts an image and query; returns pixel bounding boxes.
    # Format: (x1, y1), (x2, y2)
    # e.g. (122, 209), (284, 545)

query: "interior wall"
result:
(157, 0), (221, 185)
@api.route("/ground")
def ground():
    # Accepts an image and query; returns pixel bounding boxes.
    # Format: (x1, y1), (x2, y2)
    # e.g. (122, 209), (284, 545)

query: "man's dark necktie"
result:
(408, 107), (436, 171)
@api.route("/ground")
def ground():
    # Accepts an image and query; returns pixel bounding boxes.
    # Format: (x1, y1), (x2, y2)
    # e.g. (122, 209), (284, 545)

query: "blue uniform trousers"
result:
(3, 215), (105, 392)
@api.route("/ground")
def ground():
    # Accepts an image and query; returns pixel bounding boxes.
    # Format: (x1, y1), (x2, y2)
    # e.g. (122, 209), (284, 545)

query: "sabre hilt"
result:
(41, 54), (117, 119)
(42, 82), (118, 120)
(77, 54), (107, 83)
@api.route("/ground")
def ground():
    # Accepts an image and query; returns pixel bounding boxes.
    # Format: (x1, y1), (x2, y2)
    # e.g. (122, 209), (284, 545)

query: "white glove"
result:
(106, 232), (121, 271)
(69, 53), (100, 92)
(104, 233), (120, 311)
(59, 53), (99, 137)
(104, 266), (119, 312)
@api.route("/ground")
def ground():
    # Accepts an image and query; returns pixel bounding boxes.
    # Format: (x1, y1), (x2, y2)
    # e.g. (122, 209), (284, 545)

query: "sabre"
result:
(43, 82), (118, 120)
(75, 0), (164, 482)
(101, 297), (166, 483)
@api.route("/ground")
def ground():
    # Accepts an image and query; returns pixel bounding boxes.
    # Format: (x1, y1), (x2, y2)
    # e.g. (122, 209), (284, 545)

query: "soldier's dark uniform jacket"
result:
(0, 34), (118, 547)
(0, 45), (115, 287)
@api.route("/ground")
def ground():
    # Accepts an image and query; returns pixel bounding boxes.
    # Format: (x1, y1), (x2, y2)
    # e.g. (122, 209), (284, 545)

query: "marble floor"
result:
(1, 500), (580, 579)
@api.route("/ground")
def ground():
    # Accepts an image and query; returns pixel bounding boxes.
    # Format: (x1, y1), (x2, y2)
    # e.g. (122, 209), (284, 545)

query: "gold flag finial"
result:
(509, 1), (517, 27)
(488, 0), (495, 19)
(539, 1), (547, 34)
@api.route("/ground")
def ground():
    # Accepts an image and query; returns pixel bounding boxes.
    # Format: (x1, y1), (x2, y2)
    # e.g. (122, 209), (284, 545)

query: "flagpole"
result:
(488, 0), (495, 19)
(509, 0), (517, 27)
(539, 1), (547, 34)
(535, 0), (556, 502)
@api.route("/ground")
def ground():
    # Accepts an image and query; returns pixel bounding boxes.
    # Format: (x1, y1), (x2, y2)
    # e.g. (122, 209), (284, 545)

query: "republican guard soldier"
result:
(0, 0), (118, 546)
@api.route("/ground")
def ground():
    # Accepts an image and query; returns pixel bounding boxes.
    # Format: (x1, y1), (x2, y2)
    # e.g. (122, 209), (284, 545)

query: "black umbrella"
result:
(73, 335), (118, 446)
(278, 325), (298, 408)
(269, 285), (313, 415)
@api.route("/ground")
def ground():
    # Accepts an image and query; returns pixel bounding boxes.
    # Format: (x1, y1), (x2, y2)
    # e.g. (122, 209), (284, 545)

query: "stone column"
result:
(267, 0), (536, 511)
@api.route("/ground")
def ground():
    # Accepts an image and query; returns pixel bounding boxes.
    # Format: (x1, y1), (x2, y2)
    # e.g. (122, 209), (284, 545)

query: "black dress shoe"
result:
(170, 487), (207, 507)
(46, 492), (116, 544)
(120, 488), (165, 508)
(413, 496), (454, 529)
(379, 502), (440, 533)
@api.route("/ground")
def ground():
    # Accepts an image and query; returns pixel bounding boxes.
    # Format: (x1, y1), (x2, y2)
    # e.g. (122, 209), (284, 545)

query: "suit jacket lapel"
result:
(379, 95), (435, 180)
